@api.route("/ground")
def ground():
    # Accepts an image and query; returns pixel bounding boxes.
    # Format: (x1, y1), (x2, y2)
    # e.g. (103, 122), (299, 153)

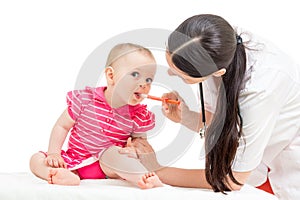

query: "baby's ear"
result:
(105, 66), (114, 85)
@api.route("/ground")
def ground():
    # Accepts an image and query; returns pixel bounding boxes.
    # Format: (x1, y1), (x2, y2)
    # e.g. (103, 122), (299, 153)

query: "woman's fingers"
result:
(122, 138), (160, 171)
(161, 91), (183, 123)
(118, 147), (138, 158)
(131, 138), (155, 157)
(162, 92), (176, 112)
(132, 140), (161, 171)
(162, 91), (179, 100)
(126, 137), (133, 147)
(131, 138), (150, 149)
(123, 138), (161, 171)
(119, 137), (139, 158)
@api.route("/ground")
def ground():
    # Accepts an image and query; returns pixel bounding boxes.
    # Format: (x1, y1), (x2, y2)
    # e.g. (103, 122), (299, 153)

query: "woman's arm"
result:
(157, 167), (208, 188)
(157, 167), (250, 190)
(121, 138), (251, 190)
(180, 109), (213, 133)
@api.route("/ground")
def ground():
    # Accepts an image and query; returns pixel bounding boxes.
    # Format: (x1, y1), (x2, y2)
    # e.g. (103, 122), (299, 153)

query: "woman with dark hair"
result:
(120, 14), (300, 199)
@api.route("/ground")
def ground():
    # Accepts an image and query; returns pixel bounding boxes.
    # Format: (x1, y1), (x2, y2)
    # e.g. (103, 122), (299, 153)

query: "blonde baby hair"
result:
(105, 43), (154, 68)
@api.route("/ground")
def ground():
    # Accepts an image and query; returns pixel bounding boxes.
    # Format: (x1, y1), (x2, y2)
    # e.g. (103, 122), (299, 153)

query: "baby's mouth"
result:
(134, 92), (147, 100)
(134, 92), (141, 99)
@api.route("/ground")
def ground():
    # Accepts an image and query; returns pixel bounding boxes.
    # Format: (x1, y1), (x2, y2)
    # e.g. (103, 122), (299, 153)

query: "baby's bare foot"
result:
(138, 172), (163, 189)
(48, 168), (80, 186)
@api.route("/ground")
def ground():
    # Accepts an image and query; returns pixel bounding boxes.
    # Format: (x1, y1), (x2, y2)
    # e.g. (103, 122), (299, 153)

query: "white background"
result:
(0, 0), (299, 173)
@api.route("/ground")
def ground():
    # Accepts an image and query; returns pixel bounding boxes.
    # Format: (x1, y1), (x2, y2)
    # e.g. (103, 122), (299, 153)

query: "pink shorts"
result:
(40, 151), (107, 179)
(76, 161), (106, 179)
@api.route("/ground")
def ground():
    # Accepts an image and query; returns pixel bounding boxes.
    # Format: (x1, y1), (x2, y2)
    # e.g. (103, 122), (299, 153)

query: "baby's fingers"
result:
(45, 158), (53, 167)
(58, 159), (67, 168)
(52, 159), (59, 168)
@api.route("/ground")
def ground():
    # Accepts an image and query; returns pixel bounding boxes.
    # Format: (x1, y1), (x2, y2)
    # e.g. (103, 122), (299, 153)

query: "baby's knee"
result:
(29, 152), (46, 171)
(30, 152), (46, 161)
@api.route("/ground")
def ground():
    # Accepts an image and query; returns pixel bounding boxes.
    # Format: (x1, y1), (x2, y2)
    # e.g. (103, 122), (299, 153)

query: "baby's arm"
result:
(46, 108), (75, 168)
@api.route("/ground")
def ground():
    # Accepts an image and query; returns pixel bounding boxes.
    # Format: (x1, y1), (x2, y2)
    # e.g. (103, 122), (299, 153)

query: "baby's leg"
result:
(30, 152), (52, 180)
(100, 146), (163, 189)
(29, 152), (80, 185)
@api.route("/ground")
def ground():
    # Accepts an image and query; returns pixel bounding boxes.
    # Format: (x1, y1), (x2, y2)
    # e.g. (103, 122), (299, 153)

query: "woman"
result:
(120, 14), (300, 199)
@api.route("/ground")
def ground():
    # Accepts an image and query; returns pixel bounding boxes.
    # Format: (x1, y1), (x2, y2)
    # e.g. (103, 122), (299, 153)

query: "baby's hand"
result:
(45, 153), (67, 168)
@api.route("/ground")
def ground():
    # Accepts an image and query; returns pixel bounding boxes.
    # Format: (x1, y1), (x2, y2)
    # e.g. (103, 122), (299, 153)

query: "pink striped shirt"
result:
(62, 86), (155, 169)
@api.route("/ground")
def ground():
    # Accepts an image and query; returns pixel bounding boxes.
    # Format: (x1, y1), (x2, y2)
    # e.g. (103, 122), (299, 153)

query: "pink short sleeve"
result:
(66, 89), (92, 121)
(66, 90), (82, 120)
(132, 105), (155, 135)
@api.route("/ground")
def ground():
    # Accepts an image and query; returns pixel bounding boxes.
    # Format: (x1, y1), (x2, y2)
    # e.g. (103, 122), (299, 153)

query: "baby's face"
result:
(111, 51), (157, 106)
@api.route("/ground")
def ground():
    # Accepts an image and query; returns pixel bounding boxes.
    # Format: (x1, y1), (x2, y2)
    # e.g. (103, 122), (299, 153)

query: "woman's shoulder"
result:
(244, 31), (297, 70)
(242, 31), (300, 89)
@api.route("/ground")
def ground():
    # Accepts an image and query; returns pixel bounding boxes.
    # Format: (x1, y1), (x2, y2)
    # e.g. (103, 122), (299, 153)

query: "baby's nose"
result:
(139, 84), (146, 89)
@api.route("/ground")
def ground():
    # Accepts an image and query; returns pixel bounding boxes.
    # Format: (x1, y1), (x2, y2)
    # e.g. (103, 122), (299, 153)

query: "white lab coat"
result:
(204, 34), (300, 200)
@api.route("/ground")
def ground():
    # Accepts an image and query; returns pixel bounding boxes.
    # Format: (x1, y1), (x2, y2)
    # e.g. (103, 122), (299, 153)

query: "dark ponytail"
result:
(168, 14), (247, 193)
(205, 40), (246, 192)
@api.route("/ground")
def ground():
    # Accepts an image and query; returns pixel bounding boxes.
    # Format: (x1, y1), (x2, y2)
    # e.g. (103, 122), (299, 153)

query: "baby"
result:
(30, 43), (163, 189)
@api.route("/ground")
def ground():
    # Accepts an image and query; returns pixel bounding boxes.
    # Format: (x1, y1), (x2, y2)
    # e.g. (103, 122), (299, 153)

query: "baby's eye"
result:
(131, 72), (140, 78)
(146, 78), (153, 84)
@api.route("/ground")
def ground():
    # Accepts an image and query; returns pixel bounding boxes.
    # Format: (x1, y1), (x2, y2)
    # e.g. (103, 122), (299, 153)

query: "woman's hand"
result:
(161, 91), (184, 123)
(162, 91), (206, 133)
(45, 153), (67, 168)
(119, 137), (161, 171)
(118, 138), (139, 159)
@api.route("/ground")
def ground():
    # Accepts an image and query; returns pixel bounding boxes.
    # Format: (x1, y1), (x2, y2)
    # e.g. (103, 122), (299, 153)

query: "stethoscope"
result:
(199, 82), (206, 138)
